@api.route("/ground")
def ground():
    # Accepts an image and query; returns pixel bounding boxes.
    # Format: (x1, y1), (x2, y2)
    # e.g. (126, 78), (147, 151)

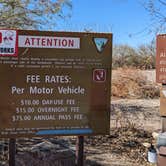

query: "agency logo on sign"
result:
(0, 30), (18, 56)
(94, 38), (108, 53)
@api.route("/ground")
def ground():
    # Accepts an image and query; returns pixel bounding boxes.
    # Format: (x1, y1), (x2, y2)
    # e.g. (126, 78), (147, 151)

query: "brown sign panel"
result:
(0, 30), (112, 138)
(156, 34), (166, 83)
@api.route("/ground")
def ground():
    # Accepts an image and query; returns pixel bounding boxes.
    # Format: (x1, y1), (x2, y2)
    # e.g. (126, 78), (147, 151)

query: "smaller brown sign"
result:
(160, 86), (166, 116)
(156, 34), (166, 83)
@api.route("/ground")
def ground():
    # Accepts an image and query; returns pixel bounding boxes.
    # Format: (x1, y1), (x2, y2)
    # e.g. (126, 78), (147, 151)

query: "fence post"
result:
(9, 138), (16, 166)
(76, 136), (84, 166)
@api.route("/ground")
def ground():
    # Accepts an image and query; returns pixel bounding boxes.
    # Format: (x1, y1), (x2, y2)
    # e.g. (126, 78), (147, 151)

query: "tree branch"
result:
(158, 0), (166, 6)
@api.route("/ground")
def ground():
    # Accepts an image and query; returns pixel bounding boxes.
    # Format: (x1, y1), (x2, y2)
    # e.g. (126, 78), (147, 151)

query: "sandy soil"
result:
(111, 99), (160, 131)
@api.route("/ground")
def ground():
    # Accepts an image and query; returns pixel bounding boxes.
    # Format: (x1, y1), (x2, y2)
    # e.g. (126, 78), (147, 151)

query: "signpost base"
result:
(76, 136), (84, 166)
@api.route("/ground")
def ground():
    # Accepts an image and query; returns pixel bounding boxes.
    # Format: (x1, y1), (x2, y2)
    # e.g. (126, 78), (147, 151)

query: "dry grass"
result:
(112, 68), (160, 99)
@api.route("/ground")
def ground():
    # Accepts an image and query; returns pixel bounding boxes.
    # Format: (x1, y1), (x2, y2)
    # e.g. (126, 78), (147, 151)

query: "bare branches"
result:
(142, 0), (166, 34)
(0, 0), (72, 30)
(158, 0), (166, 6)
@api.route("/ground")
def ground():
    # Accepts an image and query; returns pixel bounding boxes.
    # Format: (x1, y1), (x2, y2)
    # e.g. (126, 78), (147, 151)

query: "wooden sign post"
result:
(9, 138), (16, 166)
(76, 136), (84, 166)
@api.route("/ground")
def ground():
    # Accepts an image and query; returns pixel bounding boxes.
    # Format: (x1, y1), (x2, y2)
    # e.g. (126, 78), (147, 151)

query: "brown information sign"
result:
(156, 34), (166, 83)
(0, 30), (112, 138)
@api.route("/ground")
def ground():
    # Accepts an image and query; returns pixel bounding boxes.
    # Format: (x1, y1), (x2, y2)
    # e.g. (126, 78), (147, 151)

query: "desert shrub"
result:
(113, 43), (155, 70)
(112, 68), (160, 99)
(113, 45), (139, 68)
(137, 43), (156, 69)
(141, 85), (160, 98)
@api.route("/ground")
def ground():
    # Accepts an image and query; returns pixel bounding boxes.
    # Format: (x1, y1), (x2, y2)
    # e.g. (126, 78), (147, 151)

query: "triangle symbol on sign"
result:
(94, 38), (108, 53)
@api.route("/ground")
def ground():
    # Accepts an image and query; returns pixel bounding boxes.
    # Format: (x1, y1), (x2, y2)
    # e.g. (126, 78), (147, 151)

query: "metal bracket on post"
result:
(162, 116), (166, 132)
(9, 138), (16, 166)
(76, 136), (84, 166)
(161, 84), (166, 132)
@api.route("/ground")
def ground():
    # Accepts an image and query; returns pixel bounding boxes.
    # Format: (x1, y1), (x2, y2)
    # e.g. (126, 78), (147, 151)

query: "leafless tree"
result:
(0, 0), (72, 30)
(113, 43), (156, 69)
(142, 0), (166, 34)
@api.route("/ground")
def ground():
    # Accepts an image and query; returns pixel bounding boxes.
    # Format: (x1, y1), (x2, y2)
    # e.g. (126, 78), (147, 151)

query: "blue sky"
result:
(55, 0), (165, 47)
